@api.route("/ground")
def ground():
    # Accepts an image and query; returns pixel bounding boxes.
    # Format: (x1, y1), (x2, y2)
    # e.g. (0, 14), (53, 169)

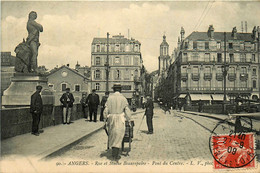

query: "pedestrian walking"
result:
(104, 83), (132, 161)
(30, 85), (43, 136)
(80, 92), (88, 119)
(100, 91), (109, 122)
(163, 102), (171, 114)
(60, 88), (75, 124)
(144, 95), (154, 134)
(87, 89), (100, 122)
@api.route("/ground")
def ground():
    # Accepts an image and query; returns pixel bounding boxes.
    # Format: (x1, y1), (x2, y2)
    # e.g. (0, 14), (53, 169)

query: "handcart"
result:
(121, 120), (134, 154)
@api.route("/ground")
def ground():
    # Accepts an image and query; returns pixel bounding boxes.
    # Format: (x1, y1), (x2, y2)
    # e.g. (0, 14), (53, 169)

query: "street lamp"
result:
(222, 32), (229, 114)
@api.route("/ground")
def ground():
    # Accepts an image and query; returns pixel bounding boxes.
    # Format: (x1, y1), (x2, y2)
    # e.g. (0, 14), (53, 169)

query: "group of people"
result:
(30, 83), (154, 161)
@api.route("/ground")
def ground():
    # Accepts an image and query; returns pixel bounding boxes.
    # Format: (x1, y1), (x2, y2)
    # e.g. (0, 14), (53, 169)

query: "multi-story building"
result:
(91, 34), (143, 104)
(171, 25), (260, 104)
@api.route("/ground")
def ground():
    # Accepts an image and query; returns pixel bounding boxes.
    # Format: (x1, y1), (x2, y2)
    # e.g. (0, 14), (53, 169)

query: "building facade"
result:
(172, 25), (260, 104)
(46, 65), (90, 105)
(91, 34), (143, 103)
(1, 52), (15, 96)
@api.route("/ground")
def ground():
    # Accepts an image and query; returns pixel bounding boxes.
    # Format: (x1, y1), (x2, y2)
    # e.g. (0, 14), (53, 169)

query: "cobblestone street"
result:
(51, 105), (225, 162)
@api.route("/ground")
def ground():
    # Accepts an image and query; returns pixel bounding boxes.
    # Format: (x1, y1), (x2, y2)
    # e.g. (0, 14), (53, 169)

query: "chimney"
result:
(180, 27), (185, 41)
(67, 64), (70, 67)
(252, 26), (258, 41)
(207, 25), (214, 39)
(232, 27), (237, 39)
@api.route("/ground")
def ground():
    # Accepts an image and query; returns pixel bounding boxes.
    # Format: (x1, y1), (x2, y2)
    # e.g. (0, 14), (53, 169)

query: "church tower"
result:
(158, 35), (170, 76)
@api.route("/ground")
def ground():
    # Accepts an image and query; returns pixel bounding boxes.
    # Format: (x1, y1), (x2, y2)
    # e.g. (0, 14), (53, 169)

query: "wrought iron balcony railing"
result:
(204, 73), (212, 80)
(240, 73), (248, 81)
(216, 73), (223, 81)
(191, 73), (200, 81)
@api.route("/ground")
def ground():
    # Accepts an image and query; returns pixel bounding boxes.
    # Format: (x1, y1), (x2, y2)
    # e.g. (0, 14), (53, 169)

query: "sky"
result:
(1, 0), (260, 72)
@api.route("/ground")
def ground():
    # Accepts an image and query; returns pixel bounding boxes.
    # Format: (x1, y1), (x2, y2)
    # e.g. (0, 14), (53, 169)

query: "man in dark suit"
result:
(60, 88), (75, 124)
(100, 91), (109, 122)
(87, 89), (100, 122)
(30, 85), (43, 136)
(144, 95), (154, 134)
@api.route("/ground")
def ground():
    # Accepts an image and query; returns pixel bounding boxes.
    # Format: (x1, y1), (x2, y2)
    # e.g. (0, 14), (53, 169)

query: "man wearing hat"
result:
(100, 91), (109, 122)
(80, 92), (88, 119)
(30, 85), (43, 136)
(144, 95), (154, 134)
(60, 88), (75, 124)
(86, 89), (100, 122)
(104, 83), (132, 160)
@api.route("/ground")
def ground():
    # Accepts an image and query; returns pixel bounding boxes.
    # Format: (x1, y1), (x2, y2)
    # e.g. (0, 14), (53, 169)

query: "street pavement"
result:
(52, 106), (225, 161)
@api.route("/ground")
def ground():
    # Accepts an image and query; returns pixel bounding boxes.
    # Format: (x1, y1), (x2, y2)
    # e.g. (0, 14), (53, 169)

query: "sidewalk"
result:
(1, 109), (145, 161)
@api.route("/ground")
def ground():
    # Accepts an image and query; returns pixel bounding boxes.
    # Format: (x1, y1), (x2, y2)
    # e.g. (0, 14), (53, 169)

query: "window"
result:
(205, 42), (209, 49)
(217, 66), (222, 73)
(217, 53), (222, 63)
(240, 43), (244, 50)
(124, 69), (130, 79)
(183, 53), (188, 62)
(184, 42), (188, 49)
(240, 54), (246, 62)
(205, 66), (211, 73)
(115, 44), (120, 52)
(217, 42), (221, 49)
(241, 67), (247, 74)
(193, 41), (197, 49)
(192, 66), (199, 74)
(96, 57), (100, 65)
(134, 44), (139, 52)
(61, 83), (67, 91)
(229, 43), (233, 49)
(192, 53), (199, 61)
(114, 57), (120, 65)
(124, 56), (130, 65)
(229, 54), (234, 63)
(204, 53), (210, 62)
(253, 80), (257, 89)
(252, 54), (256, 62)
(229, 67), (235, 74)
(253, 68), (257, 76)
(75, 85), (80, 92)
(48, 84), (54, 90)
(182, 66), (187, 73)
(95, 83), (100, 90)
(134, 56), (139, 66)
(96, 45), (100, 52)
(95, 70), (101, 79)
(125, 44), (130, 52)
(115, 70), (120, 79)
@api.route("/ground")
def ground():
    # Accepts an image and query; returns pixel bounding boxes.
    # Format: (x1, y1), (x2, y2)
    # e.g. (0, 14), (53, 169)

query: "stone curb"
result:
(40, 110), (145, 160)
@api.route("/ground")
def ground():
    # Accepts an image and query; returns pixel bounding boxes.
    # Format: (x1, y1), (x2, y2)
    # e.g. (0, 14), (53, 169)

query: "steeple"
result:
(180, 27), (185, 41)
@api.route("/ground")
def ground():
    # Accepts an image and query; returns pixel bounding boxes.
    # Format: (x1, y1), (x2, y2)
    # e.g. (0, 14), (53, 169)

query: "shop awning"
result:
(190, 94), (212, 101)
(211, 94), (229, 101)
(178, 94), (187, 98)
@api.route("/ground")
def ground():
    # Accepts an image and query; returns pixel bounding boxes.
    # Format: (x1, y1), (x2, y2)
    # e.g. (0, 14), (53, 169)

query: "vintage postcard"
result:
(1, 0), (260, 172)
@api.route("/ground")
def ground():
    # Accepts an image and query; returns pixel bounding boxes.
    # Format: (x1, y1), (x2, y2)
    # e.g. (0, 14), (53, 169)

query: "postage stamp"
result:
(210, 132), (256, 169)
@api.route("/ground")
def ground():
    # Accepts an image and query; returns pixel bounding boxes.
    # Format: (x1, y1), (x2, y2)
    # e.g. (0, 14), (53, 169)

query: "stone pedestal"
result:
(2, 73), (54, 108)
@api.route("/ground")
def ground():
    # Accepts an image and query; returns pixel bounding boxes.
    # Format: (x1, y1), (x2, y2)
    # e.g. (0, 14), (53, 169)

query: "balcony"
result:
(240, 73), (248, 81)
(228, 73), (236, 81)
(204, 73), (212, 80)
(216, 73), (223, 81)
(181, 73), (188, 81)
(191, 73), (200, 81)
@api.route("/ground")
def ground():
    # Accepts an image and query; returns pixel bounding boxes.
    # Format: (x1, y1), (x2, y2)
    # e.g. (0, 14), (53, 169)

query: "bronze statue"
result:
(14, 11), (43, 73)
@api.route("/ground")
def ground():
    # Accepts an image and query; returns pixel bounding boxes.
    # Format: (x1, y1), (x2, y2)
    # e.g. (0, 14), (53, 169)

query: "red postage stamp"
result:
(211, 132), (256, 169)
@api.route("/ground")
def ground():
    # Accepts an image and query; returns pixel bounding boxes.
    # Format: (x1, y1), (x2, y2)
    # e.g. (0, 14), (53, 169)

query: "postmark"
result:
(209, 120), (256, 169)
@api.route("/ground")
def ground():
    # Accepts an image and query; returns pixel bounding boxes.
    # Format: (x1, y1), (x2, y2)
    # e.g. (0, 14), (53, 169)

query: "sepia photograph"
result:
(1, 0), (260, 172)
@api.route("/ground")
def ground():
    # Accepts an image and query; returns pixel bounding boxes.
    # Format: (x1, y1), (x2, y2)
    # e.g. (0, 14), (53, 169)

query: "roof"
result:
(47, 65), (88, 79)
(150, 70), (159, 76)
(160, 35), (169, 46)
(185, 32), (254, 42)
(92, 36), (141, 45)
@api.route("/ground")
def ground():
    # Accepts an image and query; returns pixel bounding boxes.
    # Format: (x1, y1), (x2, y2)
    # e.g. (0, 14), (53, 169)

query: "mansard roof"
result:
(185, 32), (253, 42)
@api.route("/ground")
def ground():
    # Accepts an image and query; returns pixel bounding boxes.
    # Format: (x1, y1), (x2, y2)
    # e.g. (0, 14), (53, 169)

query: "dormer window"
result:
(96, 45), (100, 52)
(193, 41), (197, 49)
(115, 44), (120, 52)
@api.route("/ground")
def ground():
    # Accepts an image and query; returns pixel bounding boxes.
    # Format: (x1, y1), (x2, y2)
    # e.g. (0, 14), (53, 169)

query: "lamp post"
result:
(222, 32), (229, 114)
(105, 32), (110, 92)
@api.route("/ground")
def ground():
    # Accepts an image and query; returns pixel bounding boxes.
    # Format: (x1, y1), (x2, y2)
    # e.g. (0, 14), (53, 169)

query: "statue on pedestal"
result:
(14, 11), (43, 73)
